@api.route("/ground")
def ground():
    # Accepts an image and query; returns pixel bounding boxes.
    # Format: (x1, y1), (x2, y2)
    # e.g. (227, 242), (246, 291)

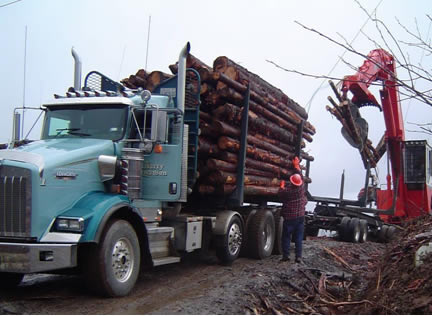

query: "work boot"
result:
(280, 256), (290, 262)
(295, 257), (303, 264)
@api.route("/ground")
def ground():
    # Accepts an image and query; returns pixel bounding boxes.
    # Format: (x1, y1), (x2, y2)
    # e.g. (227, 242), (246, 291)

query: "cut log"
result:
(169, 53), (212, 75)
(145, 71), (173, 92)
(211, 153), (296, 179)
(200, 121), (219, 138)
(206, 170), (280, 187)
(207, 158), (278, 178)
(213, 73), (315, 135)
(218, 136), (294, 168)
(212, 120), (301, 158)
(199, 111), (212, 123)
(200, 83), (214, 97)
(198, 136), (220, 156)
(213, 56), (308, 119)
(213, 103), (301, 145)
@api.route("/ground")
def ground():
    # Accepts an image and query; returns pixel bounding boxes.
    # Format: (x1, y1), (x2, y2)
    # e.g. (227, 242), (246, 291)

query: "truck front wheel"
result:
(86, 219), (141, 297)
(216, 216), (243, 264)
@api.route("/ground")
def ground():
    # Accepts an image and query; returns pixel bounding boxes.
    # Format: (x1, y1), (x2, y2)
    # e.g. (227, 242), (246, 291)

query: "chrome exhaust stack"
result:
(176, 42), (190, 113)
(71, 47), (82, 90)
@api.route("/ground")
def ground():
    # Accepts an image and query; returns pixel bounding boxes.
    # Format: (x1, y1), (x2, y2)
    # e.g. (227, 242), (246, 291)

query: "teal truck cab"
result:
(0, 43), (280, 297)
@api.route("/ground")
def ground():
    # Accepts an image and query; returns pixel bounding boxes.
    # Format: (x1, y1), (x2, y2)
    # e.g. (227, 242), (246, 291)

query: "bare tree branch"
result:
(291, 19), (432, 106)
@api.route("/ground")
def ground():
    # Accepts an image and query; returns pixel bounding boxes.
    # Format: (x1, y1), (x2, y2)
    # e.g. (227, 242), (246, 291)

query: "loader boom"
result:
(340, 49), (431, 223)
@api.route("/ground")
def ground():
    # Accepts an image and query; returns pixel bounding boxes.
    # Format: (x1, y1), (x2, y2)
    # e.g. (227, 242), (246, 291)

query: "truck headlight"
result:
(55, 217), (84, 233)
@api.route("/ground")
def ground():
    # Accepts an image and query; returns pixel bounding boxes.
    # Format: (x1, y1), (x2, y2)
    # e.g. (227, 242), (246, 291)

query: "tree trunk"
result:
(207, 158), (279, 178)
(213, 56), (308, 119)
(145, 71), (173, 92)
(218, 136), (294, 169)
(213, 103), (301, 145)
(213, 73), (316, 135)
(206, 170), (279, 187)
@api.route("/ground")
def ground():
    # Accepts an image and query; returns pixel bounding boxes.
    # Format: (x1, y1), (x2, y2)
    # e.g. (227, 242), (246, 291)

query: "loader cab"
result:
(404, 140), (432, 189)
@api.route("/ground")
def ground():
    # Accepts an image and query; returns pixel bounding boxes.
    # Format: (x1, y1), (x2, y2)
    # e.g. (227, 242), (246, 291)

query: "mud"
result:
(0, 238), (386, 315)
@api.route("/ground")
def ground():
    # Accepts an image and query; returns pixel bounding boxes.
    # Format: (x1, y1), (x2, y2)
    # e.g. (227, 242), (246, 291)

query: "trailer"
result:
(304, 163), (398, 243)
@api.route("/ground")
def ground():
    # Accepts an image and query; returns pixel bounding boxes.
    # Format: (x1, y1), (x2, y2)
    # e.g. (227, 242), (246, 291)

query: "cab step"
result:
(147, 226), (180, 266)
(152, 256), (181, 266)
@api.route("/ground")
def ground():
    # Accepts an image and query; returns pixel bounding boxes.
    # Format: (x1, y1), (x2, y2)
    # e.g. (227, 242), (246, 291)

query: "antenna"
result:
(145, 15), (151, 71)
(22, 25), (27, 139)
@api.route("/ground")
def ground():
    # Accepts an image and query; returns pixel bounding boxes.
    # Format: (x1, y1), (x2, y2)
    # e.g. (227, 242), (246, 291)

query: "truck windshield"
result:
(41, 105), (128, 141)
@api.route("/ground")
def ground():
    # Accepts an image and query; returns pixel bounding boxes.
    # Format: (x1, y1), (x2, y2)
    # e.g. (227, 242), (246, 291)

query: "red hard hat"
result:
(290, 173), (303, 187)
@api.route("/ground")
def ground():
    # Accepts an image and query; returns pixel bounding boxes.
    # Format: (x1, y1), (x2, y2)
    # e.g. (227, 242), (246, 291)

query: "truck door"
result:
(140, 109), (184, 201)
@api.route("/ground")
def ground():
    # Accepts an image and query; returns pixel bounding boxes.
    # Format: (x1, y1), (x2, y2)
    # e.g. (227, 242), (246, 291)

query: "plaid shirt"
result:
(278, 183), (307, 219)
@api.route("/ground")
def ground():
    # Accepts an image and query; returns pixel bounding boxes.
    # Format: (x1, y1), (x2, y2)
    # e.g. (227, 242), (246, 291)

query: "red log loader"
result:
(306, 49), (431, 242)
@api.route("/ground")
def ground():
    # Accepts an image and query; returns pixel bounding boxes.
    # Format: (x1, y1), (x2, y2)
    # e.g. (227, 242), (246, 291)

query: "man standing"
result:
(278, 169), (307, 263)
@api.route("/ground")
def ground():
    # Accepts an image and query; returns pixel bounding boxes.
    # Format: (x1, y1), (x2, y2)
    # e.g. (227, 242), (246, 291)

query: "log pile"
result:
(122, 53), (316, 202)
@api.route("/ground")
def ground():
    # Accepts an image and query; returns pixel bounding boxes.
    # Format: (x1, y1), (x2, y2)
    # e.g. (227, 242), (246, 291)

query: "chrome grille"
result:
(0, 166), (31, 237)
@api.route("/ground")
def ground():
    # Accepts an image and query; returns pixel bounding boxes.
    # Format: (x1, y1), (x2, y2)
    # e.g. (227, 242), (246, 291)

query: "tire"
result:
(377, 225), (389, 243)
(304, 225), (320, 239)
(348, 218), (361, 243)
(247, 210), (275, 259)
(386, 225), (396, 241)
(0, 273), (24, 289)
(85, 219), (141, 297)
(359, 219), (368, 243)
(216, 215), (243, 264)
(272, 216), (284, 255)
(338, 216), (351, 241)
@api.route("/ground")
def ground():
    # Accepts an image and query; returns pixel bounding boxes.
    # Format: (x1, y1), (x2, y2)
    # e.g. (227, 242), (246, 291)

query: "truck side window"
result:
(167, 114), (181, 145)
(129, 110), (143, 139)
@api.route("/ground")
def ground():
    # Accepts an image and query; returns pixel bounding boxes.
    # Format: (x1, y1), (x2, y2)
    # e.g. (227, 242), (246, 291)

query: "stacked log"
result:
(122, 53), (316, 202)
(121, 69), (173, 91)
(325, 81), (381, 169)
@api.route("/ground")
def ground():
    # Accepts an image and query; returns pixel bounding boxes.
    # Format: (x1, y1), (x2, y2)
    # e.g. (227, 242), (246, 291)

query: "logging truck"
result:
(0, 43), (308, 297)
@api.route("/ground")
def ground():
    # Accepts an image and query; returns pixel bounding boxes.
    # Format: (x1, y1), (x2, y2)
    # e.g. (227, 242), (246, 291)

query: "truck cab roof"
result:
(44, 94), (173, 109)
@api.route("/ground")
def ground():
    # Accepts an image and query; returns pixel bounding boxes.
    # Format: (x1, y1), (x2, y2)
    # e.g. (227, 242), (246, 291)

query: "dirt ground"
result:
(0, 216), (431, 315)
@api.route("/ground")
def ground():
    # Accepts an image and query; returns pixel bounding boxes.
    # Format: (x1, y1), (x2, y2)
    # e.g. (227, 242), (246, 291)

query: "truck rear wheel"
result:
(359, 219), (368, 243)
(0, 273), (24, 289)
(377, 225), (389, 243)
(386, 225), (396, 241)
(86, 219), (141, 297)
(338, 216), (351, 241)
(247, 210), (275, 259)
(348, 218), (361, 243)
(216, 216), (243, 264)
(272, 215), (283, 255)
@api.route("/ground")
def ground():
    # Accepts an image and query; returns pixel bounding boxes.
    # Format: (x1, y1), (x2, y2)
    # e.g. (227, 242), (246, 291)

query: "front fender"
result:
(213, 210), (243, 236)
(58, 192), (132, 242)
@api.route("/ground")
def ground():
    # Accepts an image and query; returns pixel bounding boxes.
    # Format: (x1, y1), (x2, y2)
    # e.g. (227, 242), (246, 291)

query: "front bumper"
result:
(0, 242), (77, 273)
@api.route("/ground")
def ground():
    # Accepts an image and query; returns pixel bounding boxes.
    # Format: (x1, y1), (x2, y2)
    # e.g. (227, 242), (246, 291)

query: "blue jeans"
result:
(282, 217), (304, 259)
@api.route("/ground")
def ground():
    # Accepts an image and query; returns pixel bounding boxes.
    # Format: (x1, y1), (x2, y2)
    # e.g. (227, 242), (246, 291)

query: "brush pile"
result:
(121, 53), (315, 202)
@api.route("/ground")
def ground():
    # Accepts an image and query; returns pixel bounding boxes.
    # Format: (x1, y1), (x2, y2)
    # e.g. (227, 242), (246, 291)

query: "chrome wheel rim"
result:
(228, 223), (242, 256)
(112, 237), (134, 282)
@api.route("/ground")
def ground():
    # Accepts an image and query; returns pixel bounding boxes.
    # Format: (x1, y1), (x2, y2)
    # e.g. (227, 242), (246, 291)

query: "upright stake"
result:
(145, 16), (151, 71)
(22, 25), (27, 139)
